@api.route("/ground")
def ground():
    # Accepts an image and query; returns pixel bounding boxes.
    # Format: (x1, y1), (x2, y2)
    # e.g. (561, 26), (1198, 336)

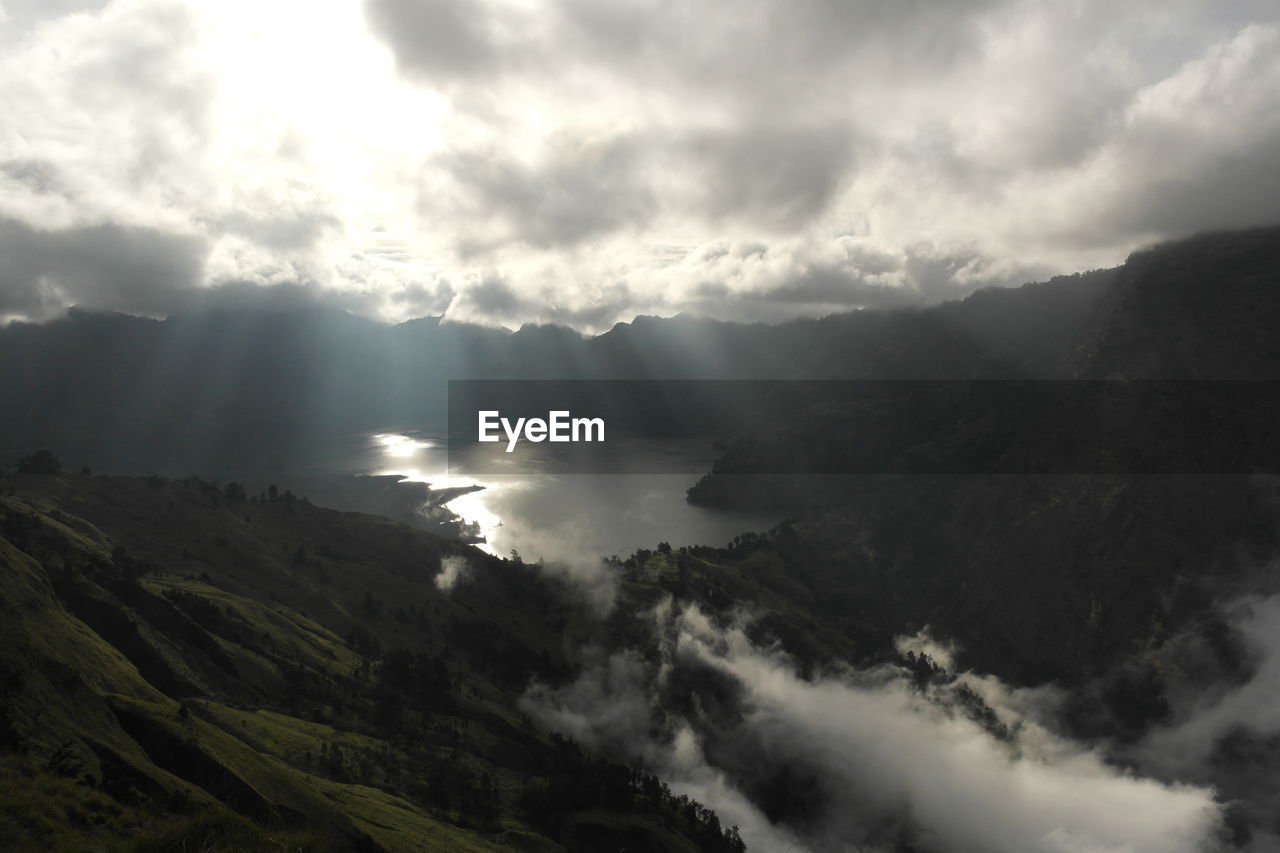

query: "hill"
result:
(0, 469), (748, 852)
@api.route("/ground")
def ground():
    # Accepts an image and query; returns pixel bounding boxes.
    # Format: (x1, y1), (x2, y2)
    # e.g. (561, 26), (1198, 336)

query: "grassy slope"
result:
(0, 472), (742, 852)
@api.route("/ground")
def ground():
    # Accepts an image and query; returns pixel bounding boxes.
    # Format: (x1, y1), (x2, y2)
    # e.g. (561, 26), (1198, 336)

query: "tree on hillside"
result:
(17, 449), (61, 474)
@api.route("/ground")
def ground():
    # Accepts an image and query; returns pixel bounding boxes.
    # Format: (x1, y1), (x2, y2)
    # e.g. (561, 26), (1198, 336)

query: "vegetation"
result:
(16, 450), (61, 475)
(2, 226), (1279, 848)
(0, 472), (747, 851)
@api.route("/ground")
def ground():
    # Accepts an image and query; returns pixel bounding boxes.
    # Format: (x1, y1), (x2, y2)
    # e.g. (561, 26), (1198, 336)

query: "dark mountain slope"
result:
(0, 470), (747, 852)
(1073, 226), (1280, 378)
(0, 249), (1112, 476)
(684, 226), (1280, 689)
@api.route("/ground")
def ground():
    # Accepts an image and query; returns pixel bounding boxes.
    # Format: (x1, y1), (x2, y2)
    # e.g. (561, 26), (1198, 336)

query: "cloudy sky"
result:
(2, 0), (1279, 330)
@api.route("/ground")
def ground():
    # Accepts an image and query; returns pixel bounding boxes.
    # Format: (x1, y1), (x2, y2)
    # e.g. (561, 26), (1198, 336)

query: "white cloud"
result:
(1, 0), (1277, 328)
(1140, 594), (1280, 774)
(895, 628), (959, 673)
(434, 553), (471, 591)
(524, 601), (1222, 852)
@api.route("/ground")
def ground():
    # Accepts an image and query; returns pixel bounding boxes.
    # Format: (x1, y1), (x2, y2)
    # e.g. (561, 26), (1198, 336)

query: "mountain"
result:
(4, 225), (1280, 850)
(689, 226), (1280, 496)
(1072, 226), (1280, 379)
(679, 227), (1280, 674)
(0, 469), (749, 852)
(0, 249), (1114, 476)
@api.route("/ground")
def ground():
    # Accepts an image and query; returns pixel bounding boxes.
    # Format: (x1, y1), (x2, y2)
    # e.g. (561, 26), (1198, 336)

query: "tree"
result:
(17, 449), (61, 474)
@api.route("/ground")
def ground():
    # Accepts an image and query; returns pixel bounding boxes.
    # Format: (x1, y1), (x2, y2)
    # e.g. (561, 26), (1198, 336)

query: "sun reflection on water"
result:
(372, 433), (433, 457)
(368, 431), (513, 555)
(366, 430), (778, 565)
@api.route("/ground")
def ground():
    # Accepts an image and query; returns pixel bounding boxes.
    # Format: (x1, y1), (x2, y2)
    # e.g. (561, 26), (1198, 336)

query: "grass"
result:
(0, 757), (324, 853)
(0, 474), (748, 852)
(143, 576), (361, 677)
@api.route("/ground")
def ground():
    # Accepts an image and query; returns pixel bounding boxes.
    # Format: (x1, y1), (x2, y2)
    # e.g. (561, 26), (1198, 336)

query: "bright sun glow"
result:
(373, 433), (433, 457)
(370, 431), (511, 553)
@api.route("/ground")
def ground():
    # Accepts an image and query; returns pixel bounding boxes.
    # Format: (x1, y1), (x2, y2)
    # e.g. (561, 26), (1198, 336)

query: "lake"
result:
(361, 431), (780, 564)
(102, 427), (778, 565)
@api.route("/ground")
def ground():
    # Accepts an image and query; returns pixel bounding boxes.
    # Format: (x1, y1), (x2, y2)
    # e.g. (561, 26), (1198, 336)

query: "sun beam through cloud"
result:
(2, 1), (1278, 329)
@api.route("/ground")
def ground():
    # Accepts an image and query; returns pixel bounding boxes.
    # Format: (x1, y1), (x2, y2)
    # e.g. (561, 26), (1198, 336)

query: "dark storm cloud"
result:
(0, 217), (208, 320)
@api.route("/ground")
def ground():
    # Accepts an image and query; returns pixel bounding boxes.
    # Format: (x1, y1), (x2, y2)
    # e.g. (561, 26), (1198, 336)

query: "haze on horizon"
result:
(2, 0), (1279, 331)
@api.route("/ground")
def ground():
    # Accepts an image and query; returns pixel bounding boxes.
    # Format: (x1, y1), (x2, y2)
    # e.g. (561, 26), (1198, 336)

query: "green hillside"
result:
(0, 470), (747, 852)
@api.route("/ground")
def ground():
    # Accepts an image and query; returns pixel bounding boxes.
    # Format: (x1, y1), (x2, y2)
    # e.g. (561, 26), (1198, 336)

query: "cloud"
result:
(0, 0), (109, 43)
(1139, 594), (1280, 773)
(0, 158), (67, 197)
(455, 273), (522, 320)
(1098, 591), (1280, 851)
(756, 265), (911, 311)
(524, 600), (1222, 852)
(551, 0), (1009, 109)
(1074, 23), (1280, 242)
(434, 554), (471, 591)
(363, 0), (508, 81)
(214, 209), (340, 252)
(438, 121), (857, 262)
(2, 0), (1279, 327)
(895, 628), (959, 673)
(447, 268), (639, 329)
(0, 217), (207, 321)
(442, 135), (656, 249)
(464, 478), (621, 612)
(676, 124), (855, 230)
(387, 279), (456, 316)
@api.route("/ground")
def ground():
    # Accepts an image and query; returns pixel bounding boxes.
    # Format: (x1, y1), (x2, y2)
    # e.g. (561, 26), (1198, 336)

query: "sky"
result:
(1, 0), (1279, 331)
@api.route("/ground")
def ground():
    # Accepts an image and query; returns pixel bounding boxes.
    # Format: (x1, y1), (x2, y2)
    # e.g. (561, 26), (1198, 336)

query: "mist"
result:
(1141, 594), (1280, 771)
(434, 554), (471, 592)
(524, 600), (1224, 852)
(446, 471), (777, 614)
